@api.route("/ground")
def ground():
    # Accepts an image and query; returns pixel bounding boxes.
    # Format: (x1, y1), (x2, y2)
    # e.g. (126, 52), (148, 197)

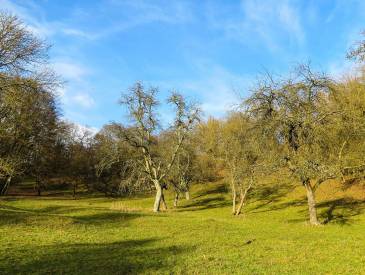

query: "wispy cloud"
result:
(155, 59), (253, 118)
(207, 0), (305, 52)
(53, 61), (89, 81)
(68, 0), (195, 40)
(72, 93), (95, 109)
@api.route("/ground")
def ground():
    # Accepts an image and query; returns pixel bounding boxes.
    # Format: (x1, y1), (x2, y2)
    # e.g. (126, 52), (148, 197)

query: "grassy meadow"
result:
(0, 181), (365, 274)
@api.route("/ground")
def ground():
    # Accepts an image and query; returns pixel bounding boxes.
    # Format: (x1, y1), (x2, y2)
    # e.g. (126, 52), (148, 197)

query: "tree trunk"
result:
(185, 191), (190, 200)
(232, 181), (237, 215)
(174, 192), (179, 207)
(73, 183), (77, 199)
(235, 190), (245, 216)
(304, 181), (320, 225)
(153, 181), (163, 212)
(161, 193), (168, 210)
(1, 177), (11, 195)
(36, 180), (41, 196)
(235, 179), (253, 216)
(104, 180), (108, 196)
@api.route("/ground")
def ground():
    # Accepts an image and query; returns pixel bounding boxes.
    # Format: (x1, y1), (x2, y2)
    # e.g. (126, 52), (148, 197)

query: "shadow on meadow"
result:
(194, 183), (228, 199)
(178, 196), (231, 212)
(281, 197), (365, 225)
(319, 198), (365, 225)
(250, 182), (297, 211)
(0, 203), (152, 227)
(0, 239), (194, 274)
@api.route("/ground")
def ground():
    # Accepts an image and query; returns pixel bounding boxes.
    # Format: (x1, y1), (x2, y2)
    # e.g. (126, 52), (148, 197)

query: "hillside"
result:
(1, 181), (364, 274)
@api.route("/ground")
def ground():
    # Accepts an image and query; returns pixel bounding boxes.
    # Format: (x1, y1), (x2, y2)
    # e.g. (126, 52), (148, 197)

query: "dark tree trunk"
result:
(104, 180), (108, 197)
(304, 181), (320, 225)
(73, 183), (77, 199)
(161, 193), (167, 210)
(36, 179), (41, 196)
(174, 192), (179, 207)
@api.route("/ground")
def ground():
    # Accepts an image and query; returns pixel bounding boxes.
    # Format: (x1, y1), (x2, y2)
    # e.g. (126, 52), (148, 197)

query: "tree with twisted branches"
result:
(120, 82), (200, 212)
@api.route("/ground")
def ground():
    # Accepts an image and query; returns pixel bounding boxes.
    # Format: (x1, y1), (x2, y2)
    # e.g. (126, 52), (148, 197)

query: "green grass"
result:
(0, 181), (365, 274)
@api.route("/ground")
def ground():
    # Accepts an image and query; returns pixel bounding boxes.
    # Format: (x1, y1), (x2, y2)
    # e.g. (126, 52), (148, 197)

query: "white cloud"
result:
(0, 0), (56, 38)
(277, 2), (304, 44)
(72, 93), (95, 109)
(61, 28), (97, 40)
(53, 61), (89, 81)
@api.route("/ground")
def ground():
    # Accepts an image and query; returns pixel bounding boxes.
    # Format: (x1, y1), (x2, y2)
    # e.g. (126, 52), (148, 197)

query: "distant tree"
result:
(221, 113), (268, 216)
(330, 74), (365, 182)
(192, 118), (223, 182)
(347, 31), (365, 62)
(120, 83), (199, 212)
(0, 77), (59, 195)
(59, 123), (96, 198)
(93, 123), (144, 196)
(160, 130), (197, 207)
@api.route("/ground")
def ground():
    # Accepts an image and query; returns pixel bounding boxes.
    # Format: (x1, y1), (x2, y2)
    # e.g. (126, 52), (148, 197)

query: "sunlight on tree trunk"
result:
(153, 181), (163, 212)
(231, 179), (237, 215)
(1, 177), (11, 195)
(185, 191), (190, 200)
(304, 181), (320, 225)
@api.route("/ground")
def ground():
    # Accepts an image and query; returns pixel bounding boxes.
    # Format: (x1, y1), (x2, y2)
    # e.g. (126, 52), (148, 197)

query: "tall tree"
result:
(120, 83), (199, 212)
(0, 12), (59, 194)
(246, 65), (342, 225)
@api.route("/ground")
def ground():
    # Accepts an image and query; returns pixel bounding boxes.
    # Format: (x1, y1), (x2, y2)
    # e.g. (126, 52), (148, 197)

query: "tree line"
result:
(1, 12), (364, 225)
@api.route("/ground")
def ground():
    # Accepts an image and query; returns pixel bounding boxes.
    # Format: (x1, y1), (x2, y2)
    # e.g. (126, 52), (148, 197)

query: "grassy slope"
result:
(0, 181), (364, 274)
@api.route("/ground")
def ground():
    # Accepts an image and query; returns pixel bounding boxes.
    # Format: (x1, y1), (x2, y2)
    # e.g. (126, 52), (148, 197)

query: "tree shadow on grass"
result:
(193, 183), (228, 199)
(0, 204), (154, 227)
(177, 196), (231, 212)
(0, 238), (194, 274)
(250, 182), (296, 211)
(285, 197), (365, 225)
(318, 198), (365, 225)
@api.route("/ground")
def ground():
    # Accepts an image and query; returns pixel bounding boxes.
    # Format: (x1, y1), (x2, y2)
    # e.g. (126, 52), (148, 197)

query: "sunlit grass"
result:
(0, 181), (364, 274)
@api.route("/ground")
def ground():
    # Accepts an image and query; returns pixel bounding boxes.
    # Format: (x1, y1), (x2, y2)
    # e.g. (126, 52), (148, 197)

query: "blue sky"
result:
(1, 0), (364, 131)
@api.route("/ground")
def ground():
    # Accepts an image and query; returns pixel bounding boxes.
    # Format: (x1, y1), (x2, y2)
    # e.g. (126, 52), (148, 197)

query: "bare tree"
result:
(0, 12), (48, 75)
(347, 30), (365, 62)
(120, 82), (199, 212)
(221, 113), (266, 216)
(246, 65), (342, 225)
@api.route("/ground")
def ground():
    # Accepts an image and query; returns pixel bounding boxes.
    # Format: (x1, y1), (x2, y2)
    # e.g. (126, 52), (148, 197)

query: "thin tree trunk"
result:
(235, 189), (245, 216)
(185, 191), (190, 200)
(161, 193), (167, 210)
(235, 178), (253, 216)
(104, 180), (108, 196)
(36, 179), (41, 196)
(304, 181), (320, 225)
(235, 187), (249, 216)
(153, 181), (163, 212)
(174, 192), (179, 207)
(232, 180), (237, 215)
(73, 183), (77, 199)
(1, 177), (11, 195)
